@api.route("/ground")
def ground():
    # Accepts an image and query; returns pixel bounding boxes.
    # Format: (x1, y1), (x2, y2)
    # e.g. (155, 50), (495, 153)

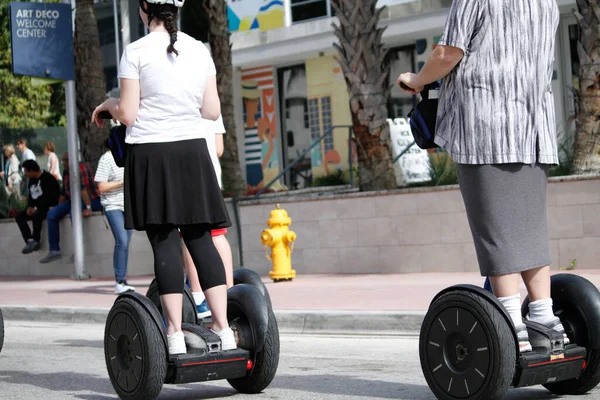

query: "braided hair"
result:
(139, 0), (179, 55)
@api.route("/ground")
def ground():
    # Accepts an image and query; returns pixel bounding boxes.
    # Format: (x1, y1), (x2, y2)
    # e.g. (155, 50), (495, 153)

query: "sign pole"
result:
(65, 80), (88, 280)
(64, 0), (88, 280)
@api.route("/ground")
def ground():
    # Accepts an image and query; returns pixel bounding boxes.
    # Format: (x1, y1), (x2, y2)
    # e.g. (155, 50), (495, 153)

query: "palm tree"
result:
(202, 0), (246, 196)
(74, 0), (107, 169)
(331, 0), (396, 191)
(572, 0), (600, 174)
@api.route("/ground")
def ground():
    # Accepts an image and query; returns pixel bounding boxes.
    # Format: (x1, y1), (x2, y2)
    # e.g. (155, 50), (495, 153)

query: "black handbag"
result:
(98, 111), (128, 168)
(406, 83), (440, 150)
(107, 124), (127, 168)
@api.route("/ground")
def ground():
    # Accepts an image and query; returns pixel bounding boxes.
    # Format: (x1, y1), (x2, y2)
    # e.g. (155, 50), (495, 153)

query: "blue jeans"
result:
(105, 210), (133, 282)
(47, 198), (102, 252)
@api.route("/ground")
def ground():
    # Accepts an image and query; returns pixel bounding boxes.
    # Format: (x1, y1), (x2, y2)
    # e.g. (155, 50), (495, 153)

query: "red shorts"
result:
(179, 228), (227, 238)
(211, 228), (227, 237)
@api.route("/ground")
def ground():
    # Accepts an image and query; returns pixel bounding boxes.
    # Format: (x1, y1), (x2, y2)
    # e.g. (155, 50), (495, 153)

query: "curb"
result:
(0, 305), (425, 335)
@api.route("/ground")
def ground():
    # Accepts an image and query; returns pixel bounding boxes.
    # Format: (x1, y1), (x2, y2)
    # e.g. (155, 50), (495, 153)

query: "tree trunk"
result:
(573, 0), (600, 174)
(74, 0), (107, 170)
(203, 0), (246, 196)
(331, 0), (396, 191)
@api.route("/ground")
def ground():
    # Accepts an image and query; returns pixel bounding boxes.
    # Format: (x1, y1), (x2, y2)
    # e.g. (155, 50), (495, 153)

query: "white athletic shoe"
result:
(168, 331), (187, 355)
(213, 327), (237, 351)
(115, 281), (135, 294)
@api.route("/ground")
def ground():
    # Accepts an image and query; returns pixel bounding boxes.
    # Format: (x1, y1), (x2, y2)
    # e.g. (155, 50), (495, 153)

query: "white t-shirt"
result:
(200, 115), (226, 189)
(118, 31), (217, 144)
(22, 148), (35, 162)
(94, 152), (125, 212)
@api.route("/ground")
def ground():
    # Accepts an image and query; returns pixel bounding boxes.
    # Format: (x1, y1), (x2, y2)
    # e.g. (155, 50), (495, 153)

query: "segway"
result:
(104, 268), (279, 400)
(0, 308), (4, 353)
(420, 273), (600, 399)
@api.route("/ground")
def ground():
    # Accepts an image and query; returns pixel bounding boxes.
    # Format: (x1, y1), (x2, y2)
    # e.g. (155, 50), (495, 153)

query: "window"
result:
(103, 66), (118, 92)
(97, 17), (116, 46)
(291, 0), (333, 23)
(386, 45), (416, 119)
(285, 98), (310, 128)
(307, 96), (332, 166)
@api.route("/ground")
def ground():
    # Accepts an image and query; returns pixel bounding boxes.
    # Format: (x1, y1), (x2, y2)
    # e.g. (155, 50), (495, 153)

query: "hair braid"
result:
(144, 2), (179, 56)
(163, 12), (179, 56)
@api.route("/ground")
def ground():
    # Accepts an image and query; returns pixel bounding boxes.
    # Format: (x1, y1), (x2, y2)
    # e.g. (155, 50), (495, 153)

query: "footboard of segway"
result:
(165, 323), (252, 384)
(514, 321), (587, 387)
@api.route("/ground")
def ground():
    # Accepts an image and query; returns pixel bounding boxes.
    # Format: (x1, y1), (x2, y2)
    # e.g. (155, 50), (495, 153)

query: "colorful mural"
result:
(241, 66), (281, 190)
(305, 55), (353, 178)
(227, 0), (284, 33)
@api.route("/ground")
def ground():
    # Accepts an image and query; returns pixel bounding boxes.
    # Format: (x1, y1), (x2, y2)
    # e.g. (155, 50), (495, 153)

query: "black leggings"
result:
(146, 224), (226, 295)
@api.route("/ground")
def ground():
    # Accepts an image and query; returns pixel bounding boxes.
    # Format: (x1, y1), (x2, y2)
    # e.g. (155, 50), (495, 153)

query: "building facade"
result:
(97, 0), (580, 190)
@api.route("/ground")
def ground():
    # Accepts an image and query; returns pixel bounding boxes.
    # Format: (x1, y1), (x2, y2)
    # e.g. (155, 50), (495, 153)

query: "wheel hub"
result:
(106, 312), (144, 393)
(424, 306), (491, 398)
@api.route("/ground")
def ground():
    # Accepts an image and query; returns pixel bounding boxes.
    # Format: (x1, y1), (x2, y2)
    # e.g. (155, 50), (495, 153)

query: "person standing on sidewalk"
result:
(16, 160), (60, 254)
(44, 141), (63, 183)
(397, 0), (564, 353)
(17, 138), (36, 197)
(1, 144), (21, 196)
(39, 153), (102, 264)
(182, 114), (235, 319)
(91, 0), (236, 356)
(95, 145), (135, 294)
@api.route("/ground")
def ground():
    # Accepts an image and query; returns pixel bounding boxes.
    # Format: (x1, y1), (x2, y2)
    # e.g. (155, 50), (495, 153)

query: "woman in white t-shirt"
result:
(92, 0), (235, 355)
(95, 145), (134, 295)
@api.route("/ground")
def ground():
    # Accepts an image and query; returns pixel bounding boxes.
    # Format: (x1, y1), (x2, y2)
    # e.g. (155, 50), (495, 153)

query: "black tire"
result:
(104, 297), (167, 400)
(521, 275), (600, 395)
(233, 269), (273, 310)
(228, 307), (280, 393)
(146, 279), (197, 325)
(0, 309), (4, 353)
(420, 290), (516, 400)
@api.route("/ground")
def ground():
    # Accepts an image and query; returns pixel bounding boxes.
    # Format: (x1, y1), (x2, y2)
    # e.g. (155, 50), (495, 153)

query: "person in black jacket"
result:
(16, 160), (60, 254)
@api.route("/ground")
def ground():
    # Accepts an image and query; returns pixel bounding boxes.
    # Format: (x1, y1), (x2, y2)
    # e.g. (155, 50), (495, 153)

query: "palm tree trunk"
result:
(331, 0), (396, 191)
(74, 0), (107, 170)
(572, 0), (600, 174)
(203, 0), (246, 196)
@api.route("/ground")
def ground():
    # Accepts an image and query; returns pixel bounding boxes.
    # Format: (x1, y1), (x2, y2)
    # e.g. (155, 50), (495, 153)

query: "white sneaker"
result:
(168, 331), (187, 355)
(213, 327), (237, 351)
(115, 281), (135, 294)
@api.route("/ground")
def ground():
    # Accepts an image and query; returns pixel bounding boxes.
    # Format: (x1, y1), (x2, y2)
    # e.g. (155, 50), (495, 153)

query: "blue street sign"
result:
(9, 2), (75, 81)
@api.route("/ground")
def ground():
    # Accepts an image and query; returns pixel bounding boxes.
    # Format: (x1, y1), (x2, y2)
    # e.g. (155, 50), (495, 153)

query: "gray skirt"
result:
(457, 163), (552, 277)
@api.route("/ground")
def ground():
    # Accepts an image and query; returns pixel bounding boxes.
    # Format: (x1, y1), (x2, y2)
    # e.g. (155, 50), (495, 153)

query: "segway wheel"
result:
(228, 307), (280, 393)
(522, 274), (600, 395)
(233, 268), (273, 310)
(420, 290), (516, 400)
(104, 297), (166, 400)
(0, 309), (4, 353)
(146, 279), (197, 325)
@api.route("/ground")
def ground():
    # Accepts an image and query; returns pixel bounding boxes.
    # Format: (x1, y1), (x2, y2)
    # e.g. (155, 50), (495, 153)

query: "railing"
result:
(254, 125), (354, 197)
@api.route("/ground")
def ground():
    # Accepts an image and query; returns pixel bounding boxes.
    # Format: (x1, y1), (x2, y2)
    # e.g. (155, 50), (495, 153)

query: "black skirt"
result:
(124, 138), (231, 231)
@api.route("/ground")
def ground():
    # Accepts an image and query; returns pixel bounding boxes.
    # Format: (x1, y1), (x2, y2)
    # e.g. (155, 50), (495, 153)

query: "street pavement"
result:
(1, 320), (599, 400)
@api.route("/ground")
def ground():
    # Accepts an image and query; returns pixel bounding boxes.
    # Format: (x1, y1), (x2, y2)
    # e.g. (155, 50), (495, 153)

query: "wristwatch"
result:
(86, 205), (91, 210)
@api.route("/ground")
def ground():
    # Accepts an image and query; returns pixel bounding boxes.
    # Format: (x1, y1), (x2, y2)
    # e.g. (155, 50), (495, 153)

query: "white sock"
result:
(527, 298), (556, 325)
(192, 291), (205, 306)
(498, 294), (524, 328)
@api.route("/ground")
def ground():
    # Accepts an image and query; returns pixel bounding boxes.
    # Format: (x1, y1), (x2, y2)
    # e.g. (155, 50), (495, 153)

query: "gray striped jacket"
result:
(434, 0), (560, 165)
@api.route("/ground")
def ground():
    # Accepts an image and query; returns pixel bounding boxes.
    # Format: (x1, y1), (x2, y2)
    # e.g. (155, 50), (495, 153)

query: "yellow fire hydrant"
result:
(261, 204), (297, 282)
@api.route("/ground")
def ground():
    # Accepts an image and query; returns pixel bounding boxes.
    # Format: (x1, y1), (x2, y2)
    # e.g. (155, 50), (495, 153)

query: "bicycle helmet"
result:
(143, 0), (184, 6)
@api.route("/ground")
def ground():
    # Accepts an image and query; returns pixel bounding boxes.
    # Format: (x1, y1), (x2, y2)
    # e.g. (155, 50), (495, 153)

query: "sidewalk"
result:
(2, 270), (599, 334)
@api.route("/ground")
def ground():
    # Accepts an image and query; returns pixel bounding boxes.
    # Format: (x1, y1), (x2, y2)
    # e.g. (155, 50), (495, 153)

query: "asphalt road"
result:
(0, 320), (599, 400)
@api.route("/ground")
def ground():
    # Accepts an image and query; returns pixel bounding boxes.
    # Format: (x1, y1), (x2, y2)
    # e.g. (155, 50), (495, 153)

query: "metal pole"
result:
(65, 80), (88, 280)
(112, 0), (120, 87)
(63, 0), (88, 280)
(347, 128), (354, 188)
